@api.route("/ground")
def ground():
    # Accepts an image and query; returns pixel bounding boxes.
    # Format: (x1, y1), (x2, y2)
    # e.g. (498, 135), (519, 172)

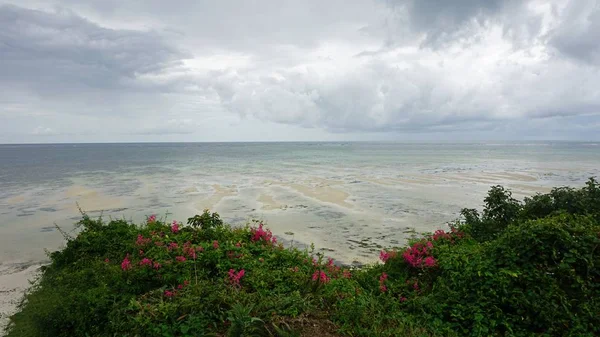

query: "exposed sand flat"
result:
(63, 185), (123, 213)
(195, 184), (237, 211)
(285, 183), (353, 209)
(305, 177), (345, 186)
(257, 194), (284, 211)
(64, 185), (95, 198)
(441, 172), (538, 185)
(391, 177), (440, 185)
(363, 178), (397, 186)
(483, 172), (537, 182)
(181, 186), (198, 194)
(508, 184), (552, 194)
(363, 176), (438, 187)
(5, 195), (26, 205)
(442, 175), (501, 185)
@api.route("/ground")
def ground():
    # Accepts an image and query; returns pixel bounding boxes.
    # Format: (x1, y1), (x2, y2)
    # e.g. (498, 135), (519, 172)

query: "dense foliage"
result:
(5, 178), (600, 336)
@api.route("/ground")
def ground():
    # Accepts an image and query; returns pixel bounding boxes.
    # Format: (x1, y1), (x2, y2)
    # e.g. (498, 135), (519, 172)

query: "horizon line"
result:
(1, 140), (598, 146)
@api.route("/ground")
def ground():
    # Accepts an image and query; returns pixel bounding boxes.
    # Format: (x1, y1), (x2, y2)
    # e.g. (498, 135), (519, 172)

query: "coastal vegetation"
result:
(4, 178), (600, 336)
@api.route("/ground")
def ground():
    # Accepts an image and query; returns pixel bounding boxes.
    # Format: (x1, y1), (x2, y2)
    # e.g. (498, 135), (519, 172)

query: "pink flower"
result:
(250, 223), (277, 244)
(378, 272), (388, 292)
(235, 241), (241, 247)
(380, 250), (397, 263)
(139, 258), (152, 267)
(196, 246), (204, 252)
(153, 262), (161, 270)
(136, 234), (151, 246)
(164, 290), (174, 298)
(147, 214), (157, 223)
(171, 221), (179, 233)
(168, 242), (179, 251)
(433, 229), (451, 241)
(342, 269), (352, 279)
(177, 284), (184, 290)
(184, 280), (190, 286)
(426, 241), (434, 249)
(213, 240), (219, 249)
(104, 258), (109, 263)
(139, 250), (144, 256)
(228, 269), (245, 287)
(424, 256), (437, 267)
(311, 270), (330, 283)
(176, 256), (186, 262)
(413, 282), (419, 291)
(400, 296), (407, 302)
(121, 255), (132, 271)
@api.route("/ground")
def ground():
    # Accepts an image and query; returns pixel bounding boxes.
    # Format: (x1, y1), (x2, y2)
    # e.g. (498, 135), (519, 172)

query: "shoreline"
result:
(0, 263), (43, 335)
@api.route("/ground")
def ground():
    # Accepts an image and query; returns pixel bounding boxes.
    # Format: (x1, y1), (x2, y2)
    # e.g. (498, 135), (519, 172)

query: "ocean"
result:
(1, 142), (599, 269)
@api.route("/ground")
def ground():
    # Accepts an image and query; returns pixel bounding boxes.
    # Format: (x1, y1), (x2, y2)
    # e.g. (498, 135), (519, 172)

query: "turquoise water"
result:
(1, 142), (599, 266)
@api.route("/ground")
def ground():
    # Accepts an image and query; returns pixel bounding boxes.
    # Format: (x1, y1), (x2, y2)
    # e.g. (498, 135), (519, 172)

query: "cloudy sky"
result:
(1, 0), (599, 143)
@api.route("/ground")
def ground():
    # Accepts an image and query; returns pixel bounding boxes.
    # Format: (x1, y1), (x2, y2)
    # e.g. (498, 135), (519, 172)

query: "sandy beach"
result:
(0, 264), (41, 335)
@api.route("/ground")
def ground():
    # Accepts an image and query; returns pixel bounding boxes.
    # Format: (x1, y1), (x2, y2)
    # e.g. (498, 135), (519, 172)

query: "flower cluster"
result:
(121, 255), (132, 271)
(171, 221), (180, 233)
(136, 234), (152, 246)
(250, 223), (277, 244)
(228, 269), (245, 287)
(311, 270), (330, 284)
(183, 242), (198, 259)
(147, 214), (157, 223)
(432, 227), (465, 241)
(379, 250), (397, 263)
(379, 272), (388, 292)
(402, 240), (437, 268)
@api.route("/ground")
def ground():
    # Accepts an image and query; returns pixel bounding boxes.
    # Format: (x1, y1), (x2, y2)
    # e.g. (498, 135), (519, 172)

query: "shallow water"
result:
(1, 142), (599, 267)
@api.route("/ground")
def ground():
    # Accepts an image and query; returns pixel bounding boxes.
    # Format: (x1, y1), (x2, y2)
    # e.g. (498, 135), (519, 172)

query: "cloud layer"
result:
(1, 0), (599, 142)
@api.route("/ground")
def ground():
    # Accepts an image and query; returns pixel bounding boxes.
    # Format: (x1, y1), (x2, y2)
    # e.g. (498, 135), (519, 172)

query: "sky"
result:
(1, 0), (599, 143)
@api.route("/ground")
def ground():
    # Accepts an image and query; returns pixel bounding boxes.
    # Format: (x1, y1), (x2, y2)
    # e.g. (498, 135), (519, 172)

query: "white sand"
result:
(0, 264), (41, 336)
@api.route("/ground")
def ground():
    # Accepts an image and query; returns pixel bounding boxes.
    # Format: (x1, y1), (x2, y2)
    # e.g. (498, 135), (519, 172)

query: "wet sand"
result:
(195, 184), (238, 211)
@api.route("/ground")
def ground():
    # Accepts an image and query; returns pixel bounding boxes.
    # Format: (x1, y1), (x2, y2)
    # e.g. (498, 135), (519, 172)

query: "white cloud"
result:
(0, 0), (599, 142)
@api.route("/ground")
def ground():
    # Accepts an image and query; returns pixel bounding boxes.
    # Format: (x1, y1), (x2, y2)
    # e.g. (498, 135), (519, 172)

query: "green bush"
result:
(5, 180), (600, 336)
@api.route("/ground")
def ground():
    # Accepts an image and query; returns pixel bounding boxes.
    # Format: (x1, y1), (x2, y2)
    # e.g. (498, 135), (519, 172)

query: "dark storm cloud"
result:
(0, 4), (189, 94)
(549, 0), (600, 65)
